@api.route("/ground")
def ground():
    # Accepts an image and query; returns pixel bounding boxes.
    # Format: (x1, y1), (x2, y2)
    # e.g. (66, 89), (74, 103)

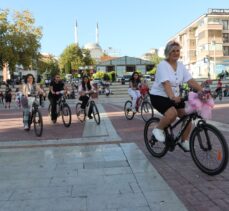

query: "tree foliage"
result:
(148, 54), (163, 75)
(0, 9), (42, 74)
(36, 53), (59, 78)
(151, 54), (163, 66)
(59, 44), (94, 74)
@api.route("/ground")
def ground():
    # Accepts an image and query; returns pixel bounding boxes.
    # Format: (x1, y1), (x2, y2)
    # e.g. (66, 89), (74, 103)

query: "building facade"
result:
(168, 8), (229, 79)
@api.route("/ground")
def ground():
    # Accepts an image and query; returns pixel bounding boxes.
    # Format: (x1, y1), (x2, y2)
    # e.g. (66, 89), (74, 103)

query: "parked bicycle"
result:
(124, 86), (153, 122)
(48, 91), (72, 127)
(144, 94), (228, 175)
(26, 96), (43, 137)
(75, 95), (100, 125)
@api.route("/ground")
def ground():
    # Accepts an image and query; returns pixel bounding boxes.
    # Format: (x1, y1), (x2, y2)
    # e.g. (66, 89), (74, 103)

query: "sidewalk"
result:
(0, 143), (187, 211)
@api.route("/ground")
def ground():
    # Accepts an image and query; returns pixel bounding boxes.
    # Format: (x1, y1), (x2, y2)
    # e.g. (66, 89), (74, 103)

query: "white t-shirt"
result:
(150, 60), (192, 97)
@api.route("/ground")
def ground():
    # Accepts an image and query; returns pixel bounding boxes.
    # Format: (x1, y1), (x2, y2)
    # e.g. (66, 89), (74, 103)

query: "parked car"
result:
(143, 74), (154, 81)
(92, 78), (102, 85)
(116, 76), (123, 82)
(123, 75), (132, 82)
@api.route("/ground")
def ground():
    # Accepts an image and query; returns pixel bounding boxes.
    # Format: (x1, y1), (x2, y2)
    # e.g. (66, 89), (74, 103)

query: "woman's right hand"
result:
(171, 96), (181, 103)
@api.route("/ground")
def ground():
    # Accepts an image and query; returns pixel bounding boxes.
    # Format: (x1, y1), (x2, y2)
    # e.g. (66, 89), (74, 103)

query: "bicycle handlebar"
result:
(180, 90), (212, 103)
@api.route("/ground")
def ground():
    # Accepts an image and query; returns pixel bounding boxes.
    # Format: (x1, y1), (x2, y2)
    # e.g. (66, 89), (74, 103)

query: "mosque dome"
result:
(84, 43), (102, 50)
(84, 43), (103, 61)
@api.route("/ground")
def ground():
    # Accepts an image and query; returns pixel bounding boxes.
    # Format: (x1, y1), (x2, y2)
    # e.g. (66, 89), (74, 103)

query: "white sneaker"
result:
(132, 108), (136, 113)
(152, 128), (165, 142)
(180, 140), (190, 151)
(24, 124), (29, 130)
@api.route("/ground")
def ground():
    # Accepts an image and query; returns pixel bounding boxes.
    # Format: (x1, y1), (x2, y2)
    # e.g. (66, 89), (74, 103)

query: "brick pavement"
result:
(0, 107), (84, 142)
(103, 103), (229, 211)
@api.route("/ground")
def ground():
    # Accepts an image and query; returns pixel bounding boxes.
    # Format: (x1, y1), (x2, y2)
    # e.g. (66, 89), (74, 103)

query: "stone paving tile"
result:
(0, 197), (87, 211)
(86, 192), (148, 211)
(0, 143), (187, 211)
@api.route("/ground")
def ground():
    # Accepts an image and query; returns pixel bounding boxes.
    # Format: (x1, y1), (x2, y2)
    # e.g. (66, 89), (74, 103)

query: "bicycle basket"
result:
(140, 86), (149, 96)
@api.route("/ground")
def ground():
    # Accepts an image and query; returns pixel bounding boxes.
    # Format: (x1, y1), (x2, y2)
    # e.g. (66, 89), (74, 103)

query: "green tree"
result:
(59, 44), (94, 75)
(147, 54), (163, 75)
(36, 53), (59, 78)
(0, 9), (42, 75)
(151, 54), (163, 67)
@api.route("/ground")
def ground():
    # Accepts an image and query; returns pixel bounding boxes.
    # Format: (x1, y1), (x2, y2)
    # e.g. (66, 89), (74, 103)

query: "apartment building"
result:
(169, 8), (229, 79)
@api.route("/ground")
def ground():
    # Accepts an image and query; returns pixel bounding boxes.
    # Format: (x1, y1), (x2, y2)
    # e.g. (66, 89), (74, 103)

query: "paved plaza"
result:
(0, 98), (229, 211)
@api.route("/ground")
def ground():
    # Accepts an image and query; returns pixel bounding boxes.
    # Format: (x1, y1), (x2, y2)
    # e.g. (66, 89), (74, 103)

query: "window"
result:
(223, 33), (229, 43)
(222, 20), (229, 30)
(223, 46), (229, 56)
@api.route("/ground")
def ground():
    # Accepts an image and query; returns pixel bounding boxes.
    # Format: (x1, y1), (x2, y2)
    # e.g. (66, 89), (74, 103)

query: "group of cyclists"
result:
(15, 40), (221, 152)
(19, 73), (95, 130)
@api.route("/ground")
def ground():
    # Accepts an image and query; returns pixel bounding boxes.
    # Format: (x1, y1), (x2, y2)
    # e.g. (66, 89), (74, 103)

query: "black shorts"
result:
(150, 94), (185, 115)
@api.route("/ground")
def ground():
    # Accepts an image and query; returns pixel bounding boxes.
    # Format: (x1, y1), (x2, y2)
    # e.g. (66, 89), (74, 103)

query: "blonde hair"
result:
(164, 41), (181, 59)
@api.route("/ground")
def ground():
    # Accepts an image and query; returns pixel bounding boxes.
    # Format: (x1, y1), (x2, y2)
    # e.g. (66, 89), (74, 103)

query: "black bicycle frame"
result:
(166, 113), (197, 144)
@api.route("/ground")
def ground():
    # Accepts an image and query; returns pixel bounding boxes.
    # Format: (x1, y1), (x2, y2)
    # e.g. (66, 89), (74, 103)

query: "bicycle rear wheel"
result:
(33, 110), (43, 137)
(124, 100), (134, 120)
(61, 103), (72, 127)
(144, 117), (168, 158)
(76, 103), (86, 122)
(91, 102), (100, 125)
(48, 104), (51, 117)
(190, 123), (228, 175)
(141, 101), (154, 122)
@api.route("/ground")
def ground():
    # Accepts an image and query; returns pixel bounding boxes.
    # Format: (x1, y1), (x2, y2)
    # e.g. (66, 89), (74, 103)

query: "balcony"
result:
(207, 24), (223, 31)
(198, 23), (223, 33)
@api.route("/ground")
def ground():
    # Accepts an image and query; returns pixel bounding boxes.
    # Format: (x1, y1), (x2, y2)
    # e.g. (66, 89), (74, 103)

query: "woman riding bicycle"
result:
(128, 72), (141, 113)
(48, 74), (67, 123)
(149, 41), (203, 151)
(78, 75), (96, 119)
(21, 74), (44, 130)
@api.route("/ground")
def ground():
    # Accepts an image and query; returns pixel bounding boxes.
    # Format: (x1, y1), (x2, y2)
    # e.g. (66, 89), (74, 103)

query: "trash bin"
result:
(121, 77), (125, 85)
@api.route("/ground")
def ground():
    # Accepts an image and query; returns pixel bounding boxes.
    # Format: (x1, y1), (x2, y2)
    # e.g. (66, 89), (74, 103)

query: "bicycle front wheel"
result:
(33, 110), (43, 137)
(124, 100), (134, 120)
(48, 104), (51, 118)
(144, 117), (168, 158)
(61, 103), (72, 127)
(190, 123), (228, 175)
(76, 103), (86, 122)
(141, 101), (154, 122)
(92, 102), (100, 125)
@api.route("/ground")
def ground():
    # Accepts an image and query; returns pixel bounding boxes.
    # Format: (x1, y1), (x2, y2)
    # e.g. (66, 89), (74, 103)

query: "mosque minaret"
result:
(96, 22), (99, 44)
(74, 19), (78, 45)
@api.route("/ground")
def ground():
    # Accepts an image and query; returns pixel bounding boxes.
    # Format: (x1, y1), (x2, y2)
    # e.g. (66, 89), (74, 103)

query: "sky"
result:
(1, 0), (229, 58)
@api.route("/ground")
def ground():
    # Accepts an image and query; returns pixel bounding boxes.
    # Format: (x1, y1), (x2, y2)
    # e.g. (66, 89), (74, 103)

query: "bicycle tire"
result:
(92, 102), (100, 125)
(124, 100), (134, 120)
(61, 103), (72, 127)
(33, 109), (43, 137)
(141, 101), (154, 122)
(48, 104), (51, 117)
(76, 102), (86, 122)
(190, 123), (228, 175)
(144, 117), (168, 158)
